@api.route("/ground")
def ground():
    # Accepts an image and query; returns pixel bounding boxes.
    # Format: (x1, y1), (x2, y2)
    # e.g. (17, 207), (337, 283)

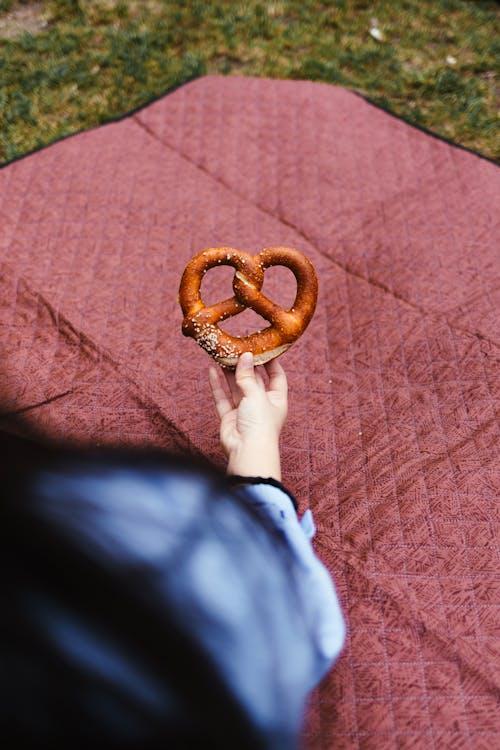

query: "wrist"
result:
(226, 434), (282, 482)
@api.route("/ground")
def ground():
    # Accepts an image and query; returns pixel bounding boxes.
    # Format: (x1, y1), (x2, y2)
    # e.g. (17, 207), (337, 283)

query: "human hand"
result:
(208, 352), (288, 481)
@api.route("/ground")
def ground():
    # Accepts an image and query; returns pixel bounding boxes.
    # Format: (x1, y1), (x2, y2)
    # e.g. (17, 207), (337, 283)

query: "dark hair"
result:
(0, 430), (303, 749)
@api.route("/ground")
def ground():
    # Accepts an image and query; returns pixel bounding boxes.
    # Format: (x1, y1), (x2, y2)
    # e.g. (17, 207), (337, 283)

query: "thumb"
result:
(234, 352), (259, 396)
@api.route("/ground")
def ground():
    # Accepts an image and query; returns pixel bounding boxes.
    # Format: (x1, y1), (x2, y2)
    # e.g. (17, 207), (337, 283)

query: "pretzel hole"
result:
(219, 306), (269, 338)
(261, 265), (297, 310)
(200, 265), (235, 306)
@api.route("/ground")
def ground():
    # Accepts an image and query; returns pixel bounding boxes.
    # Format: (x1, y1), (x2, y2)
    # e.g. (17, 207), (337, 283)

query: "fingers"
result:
(208, 366), (233, 420)
(224, 369), (242, 406)
(254, 368), (266, 389)
(211, 354), (286, 417)
(234, 351), (260, 397)
(265, 357), (287, 397)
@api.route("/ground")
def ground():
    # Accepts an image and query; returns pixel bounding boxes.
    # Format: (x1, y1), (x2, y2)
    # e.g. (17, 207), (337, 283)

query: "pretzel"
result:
(178, 246), (318, 367)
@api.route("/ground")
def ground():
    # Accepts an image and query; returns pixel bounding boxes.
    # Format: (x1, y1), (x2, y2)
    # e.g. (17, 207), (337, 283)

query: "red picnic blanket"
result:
(1, 75), (499, 749)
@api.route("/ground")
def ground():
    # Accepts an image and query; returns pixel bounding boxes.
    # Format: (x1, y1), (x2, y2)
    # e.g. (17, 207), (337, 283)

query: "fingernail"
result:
(239, 352), (254, 368)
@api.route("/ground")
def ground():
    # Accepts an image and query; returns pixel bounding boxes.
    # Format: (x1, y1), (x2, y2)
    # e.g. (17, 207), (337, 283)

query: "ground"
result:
(0, 0), (498, 164)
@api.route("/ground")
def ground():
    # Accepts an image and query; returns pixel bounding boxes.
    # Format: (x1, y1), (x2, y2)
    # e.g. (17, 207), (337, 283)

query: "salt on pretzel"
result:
(178, 246), (318, 367)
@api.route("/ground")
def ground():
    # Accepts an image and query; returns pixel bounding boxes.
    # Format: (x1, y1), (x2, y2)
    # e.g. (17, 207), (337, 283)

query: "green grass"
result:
(0, 0), (498, 164)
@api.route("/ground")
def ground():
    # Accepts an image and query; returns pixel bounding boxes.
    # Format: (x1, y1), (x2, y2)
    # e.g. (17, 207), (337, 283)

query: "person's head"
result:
(0, 434), (313, 749)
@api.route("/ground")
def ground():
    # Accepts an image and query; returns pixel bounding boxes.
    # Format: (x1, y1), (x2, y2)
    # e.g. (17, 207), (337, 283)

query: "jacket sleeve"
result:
(240, 481), (346, 684)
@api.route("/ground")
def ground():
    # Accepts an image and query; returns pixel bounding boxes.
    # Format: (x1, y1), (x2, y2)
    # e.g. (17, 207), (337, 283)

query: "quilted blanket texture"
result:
(0, 76), (499, 749)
